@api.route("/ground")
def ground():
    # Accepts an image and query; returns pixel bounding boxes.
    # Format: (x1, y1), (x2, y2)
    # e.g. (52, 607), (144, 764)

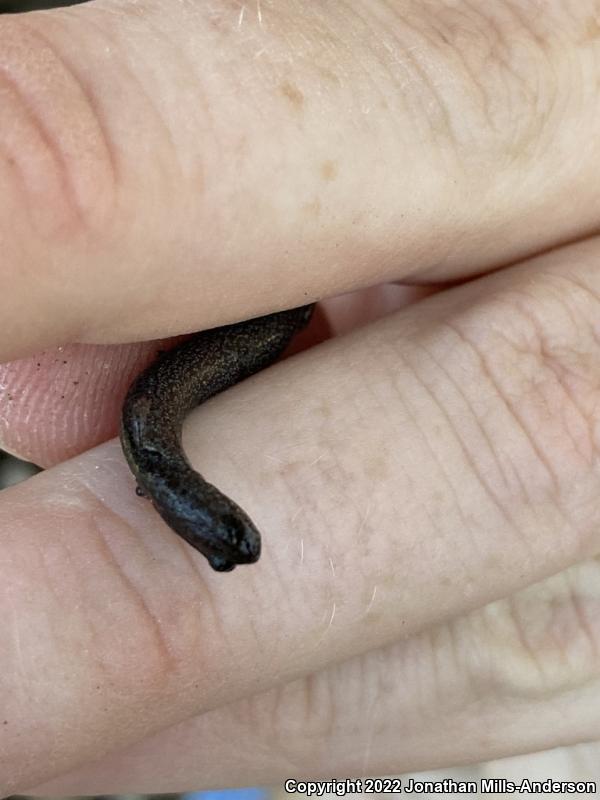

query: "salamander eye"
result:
(219, 513), (261, 562)
(221, 513), (249, 547)
(208, 554), (236, 572)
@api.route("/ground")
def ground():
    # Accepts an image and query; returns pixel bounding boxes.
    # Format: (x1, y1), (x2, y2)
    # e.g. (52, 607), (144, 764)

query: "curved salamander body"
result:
(120, 305), (314, 572)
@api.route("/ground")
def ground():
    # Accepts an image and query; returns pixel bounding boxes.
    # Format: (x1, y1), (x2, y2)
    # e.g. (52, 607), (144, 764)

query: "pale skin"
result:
(2, 0), (600, 793)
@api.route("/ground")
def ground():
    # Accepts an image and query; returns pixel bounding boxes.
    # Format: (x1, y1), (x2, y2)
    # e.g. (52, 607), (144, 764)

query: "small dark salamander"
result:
(120, 304), (314, 572)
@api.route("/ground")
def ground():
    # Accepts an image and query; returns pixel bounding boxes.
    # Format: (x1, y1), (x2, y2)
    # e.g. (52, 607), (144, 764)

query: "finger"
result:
(0, 340), (160, 466)
(0, 290), (380, 466)
(3, 1), (600, 357)
(4, 234), (600, 791)
(27, 557), (600, 794)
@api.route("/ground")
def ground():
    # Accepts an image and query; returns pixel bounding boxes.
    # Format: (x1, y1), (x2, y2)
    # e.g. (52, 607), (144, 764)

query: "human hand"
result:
(2, 0), (600, 793)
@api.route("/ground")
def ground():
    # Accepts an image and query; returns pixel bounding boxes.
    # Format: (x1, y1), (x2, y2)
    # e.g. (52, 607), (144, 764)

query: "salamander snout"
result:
(204, 512), (261, 572)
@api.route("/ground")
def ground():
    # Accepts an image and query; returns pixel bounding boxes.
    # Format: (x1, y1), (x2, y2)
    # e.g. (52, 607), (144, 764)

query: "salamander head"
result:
(207, 512), (261, 570)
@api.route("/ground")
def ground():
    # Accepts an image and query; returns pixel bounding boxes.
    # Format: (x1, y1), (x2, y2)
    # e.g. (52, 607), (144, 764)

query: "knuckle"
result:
(275, 672), (337, 747)
(471, 564), (600, 700)
(445, 266), (600, 552)
(267, 659), (373, 762)
(371, 1), (580, 164)
(0, 16), (117, 243)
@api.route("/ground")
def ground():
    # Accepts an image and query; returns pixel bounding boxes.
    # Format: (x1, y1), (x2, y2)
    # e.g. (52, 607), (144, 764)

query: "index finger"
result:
(2, 1), (600, 357)
(3, 235), (600, 792)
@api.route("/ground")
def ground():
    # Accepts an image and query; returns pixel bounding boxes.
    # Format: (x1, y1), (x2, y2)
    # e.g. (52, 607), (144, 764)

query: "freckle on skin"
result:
(364, 453), (389, 482)
(584, 17), (600, 41)
(301, 199), (321, 218)
(318, 66), (342, 87)
(318, 400), (332, 419)
(280, 80), (304, 109)
(320, 160), (338, 181)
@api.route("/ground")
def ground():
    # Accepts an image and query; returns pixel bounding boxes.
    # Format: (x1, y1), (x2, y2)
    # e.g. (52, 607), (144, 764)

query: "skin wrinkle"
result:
(546, 586), (573, 674)
(484, 282), (600, 491)
(36, 516), (78, 611)
(55, 2), (233, 303)
(448, 312), (564, 501)
(271, 2), (347, 77)
(499, 587), (570, 698)
(433, 622), (458, 708)
(0, 74), (37, 226)
(434, 624), (457, 716)
(277, 446), (342, 565)
(330, 665), (356, 745)
(108, 3), (212, 182)
(477, 3), (550, 130)
(501, 275), (593, 366)
(352, 333), (456, 535)
(557, 588), (599, 684)
(76, 472), (236, 699)
(429, 325), (530, 507)
(404, 1), (567, 164)
(148, 533), (231, 675)
(2, 540), (43, 706)
(501, 0), (561, 52)
(406, 284), (592, 560)
(406, 630), (435, 726)
(205, 4), (306, 139)
(397, 344), (483, 569)
(424, 20), (494, 136)
(0, 18), (115, 236)
(257, 530), (299, 648)
(553, 590), (578, 675)
(305, 455), (360, 570)
(82, 504), (178, 692)
(296, 669), (322, 735)
(339, 2), (419, 122)
(402, 5), (492, 145)
(535, 341), (597, 467)
(19, 15), (119, 221)
(55, 7), (177, 187)
(0, 65), (76, 233)
(462, 611), (497, 705)
(382, 2), (496, 147)
(472, 600), (536, 699)
(370, 379), (451, 568)
(284, 669), (336, 749)
(411, 333), (519, 539)
(238, 703), (283, 774)
(546, 272), (600, 346)
(448, 615), (481, 704)
(566, 569), (600, 667)
(419, 626), (442, 718)
(297, 2), (415, 149)
(534, 585), (585, 687)
(23, 562), (600, 793)
(444, 618), (472, 707)
(388, 31), (458, 153)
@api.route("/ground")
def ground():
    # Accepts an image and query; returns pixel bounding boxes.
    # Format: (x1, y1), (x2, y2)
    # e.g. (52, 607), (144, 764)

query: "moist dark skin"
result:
(120, 304), (314, 572)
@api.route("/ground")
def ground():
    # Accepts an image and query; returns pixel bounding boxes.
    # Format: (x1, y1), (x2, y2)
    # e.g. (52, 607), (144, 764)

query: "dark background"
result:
(0, 0), (82, 10)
